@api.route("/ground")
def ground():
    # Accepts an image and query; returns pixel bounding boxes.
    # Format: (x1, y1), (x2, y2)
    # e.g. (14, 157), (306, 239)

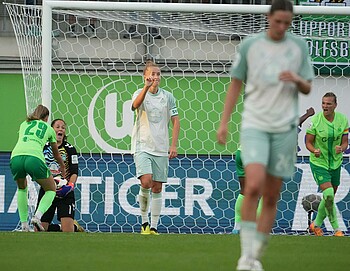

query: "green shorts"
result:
(10, 155), (51, 181)
(310, 162), (341, 186)
(235, 149), (245, 178)
(134, 152), (169, 182)
(240, 127), (297, 178)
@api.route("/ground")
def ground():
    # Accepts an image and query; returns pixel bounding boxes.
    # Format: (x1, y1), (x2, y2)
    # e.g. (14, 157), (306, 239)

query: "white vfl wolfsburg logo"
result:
(88, 80), (133, 153)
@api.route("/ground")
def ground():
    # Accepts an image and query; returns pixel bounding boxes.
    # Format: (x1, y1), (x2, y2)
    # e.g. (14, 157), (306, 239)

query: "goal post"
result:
(5, 1), (350, 233)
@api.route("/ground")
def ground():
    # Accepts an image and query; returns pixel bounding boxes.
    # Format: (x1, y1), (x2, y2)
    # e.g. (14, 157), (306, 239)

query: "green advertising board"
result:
(295, 0), (350, 75)
(49, 74), (241, 155)
(1, 73), (241, 154)
(0, 74), (26, 152)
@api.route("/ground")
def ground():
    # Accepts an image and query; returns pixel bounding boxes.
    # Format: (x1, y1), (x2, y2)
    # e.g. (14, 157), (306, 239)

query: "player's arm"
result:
(51, 142), (66, 177)
(279, 71), (312, 94)
(305, 133), (320, 157)
(335, 133), (348, 154)
(131, 76), (154, 111)
(169, 115), (180, 159)
(66, 144), (79, 184)
(217, 78), (242, 145)
(299, 107), (315, 127)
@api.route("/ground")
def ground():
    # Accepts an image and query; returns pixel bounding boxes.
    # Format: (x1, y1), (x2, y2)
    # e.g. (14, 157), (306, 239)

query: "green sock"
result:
(314, 199), (326, 227)
(235, 194), (244, 225)
(17, 187), (28, 223)
(36, 191), (56, 217)
(323, 187), (339, 230)
(257, 197), (263, 219)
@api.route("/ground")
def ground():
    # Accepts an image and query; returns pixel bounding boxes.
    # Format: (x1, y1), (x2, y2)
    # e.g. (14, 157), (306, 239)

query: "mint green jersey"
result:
(11, 120), (57, 163)
(230, 32), (314, 133)
(306, 112), (349, 170)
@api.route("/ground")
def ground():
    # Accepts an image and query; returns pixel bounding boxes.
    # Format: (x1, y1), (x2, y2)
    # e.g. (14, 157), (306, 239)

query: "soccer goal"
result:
(5, 1), (350, 234)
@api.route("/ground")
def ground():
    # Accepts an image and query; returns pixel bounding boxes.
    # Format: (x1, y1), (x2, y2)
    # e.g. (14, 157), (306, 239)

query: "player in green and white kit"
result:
(217, 0), (314, 269)
(131, 60), (180, 235)
(233, 109), (313, 234)
(306, 92), (348, 237)
(10, 105), (66, 231)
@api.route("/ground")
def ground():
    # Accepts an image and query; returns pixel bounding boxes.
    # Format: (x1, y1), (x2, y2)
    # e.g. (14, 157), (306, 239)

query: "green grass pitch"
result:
(0, 232), (348, 271)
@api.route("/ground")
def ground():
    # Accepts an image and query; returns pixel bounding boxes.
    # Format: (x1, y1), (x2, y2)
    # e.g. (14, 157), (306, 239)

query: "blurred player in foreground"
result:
(306, 92), (348, 237)
(217, 0), (314, 269)
(10, 105), (65, 231)
(233, 108), (314, 234)
(131, 60), (180, 235)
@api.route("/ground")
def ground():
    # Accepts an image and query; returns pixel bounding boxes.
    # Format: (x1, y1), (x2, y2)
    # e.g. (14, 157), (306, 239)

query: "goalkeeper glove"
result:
(56, 183), (74, 198)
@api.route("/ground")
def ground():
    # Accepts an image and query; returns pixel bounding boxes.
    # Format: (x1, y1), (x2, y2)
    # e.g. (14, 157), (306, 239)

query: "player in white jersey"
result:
(217, 0), (314, 270)
(131, 60), (180, 235)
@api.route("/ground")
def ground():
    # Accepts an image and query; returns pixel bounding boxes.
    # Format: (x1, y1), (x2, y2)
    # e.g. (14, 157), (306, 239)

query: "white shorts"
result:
(240, 127), (297, 178)
(134, 152), (169, 182)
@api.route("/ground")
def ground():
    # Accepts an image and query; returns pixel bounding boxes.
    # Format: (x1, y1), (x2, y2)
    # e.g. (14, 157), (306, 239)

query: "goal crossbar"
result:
(44, 1), (350, 15)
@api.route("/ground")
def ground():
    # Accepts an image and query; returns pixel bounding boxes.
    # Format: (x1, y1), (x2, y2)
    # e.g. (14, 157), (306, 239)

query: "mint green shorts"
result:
(10, 155), (51, 181)
(134, 152), (169, 182)
(310, 163), (341, 186)
(240, 127), (297, 178)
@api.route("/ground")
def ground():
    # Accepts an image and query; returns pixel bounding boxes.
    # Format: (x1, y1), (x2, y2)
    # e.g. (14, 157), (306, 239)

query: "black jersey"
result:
(43, 141), (78, 181)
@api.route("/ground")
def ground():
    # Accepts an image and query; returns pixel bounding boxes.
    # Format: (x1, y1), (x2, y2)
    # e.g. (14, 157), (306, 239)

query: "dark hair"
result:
(143, 59), (159, 75)
(26, 104), (50, 122)
(323, 92), (337, 104)
(51, 118), (68, 142)
(270, 0), (293, 14)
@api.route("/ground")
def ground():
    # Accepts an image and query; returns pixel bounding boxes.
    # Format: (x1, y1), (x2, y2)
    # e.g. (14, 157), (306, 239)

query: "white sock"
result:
(252, 231), (270, 261)
(138, 187), (150, 224)
(150, 192), (162, 229)
(34, 210), (43, 220)
(239, 221), (257, 258)
(21, 221), (29, 229)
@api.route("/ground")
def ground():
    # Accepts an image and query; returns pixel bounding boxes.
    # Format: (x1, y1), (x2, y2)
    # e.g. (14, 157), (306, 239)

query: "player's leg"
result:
(10, 156), (29, 231)
(234, 192), (244, 232)
(252, 174), (282, 261)
(37, 188), (56, 231)
(251, 128), (297, 263)
(57, 192), (75, 232)
(139, 175), (152, 234)
(233, 149), (245, 233)
(28, 156), (56, 231)
(318, 179), (343, 236)
(135, 152), (152, 234)
(311, 198), (326, 235)
(309, 164), (334, 236)
(149, 155), (168, 235)
(33, 176), (56, 231)
(238, 128), (269, 270)
(16, 178), (29, 231)
(329, 167), (343, 236)
(150, 181), (163, 235)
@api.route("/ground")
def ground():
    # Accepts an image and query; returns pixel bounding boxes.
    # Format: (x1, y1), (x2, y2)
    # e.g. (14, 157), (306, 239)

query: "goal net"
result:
(5, 1), (350, 234)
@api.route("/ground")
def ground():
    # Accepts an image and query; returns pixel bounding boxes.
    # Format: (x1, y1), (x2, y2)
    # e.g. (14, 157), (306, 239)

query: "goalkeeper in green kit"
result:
(305, 92), (348, 237)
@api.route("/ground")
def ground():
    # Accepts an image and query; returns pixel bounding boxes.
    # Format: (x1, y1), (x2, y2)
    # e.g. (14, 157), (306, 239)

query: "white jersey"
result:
(231, 32), (314, 133)
(131, 87), (178, 156)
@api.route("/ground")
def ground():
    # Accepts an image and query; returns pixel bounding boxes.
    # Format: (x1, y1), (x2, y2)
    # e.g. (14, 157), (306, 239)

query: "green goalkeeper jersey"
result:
(11, 120), (57, 163)
(306, 112), (349, 170)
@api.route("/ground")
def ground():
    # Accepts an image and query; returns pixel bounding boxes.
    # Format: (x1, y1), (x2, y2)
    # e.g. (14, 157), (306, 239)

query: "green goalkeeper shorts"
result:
(310, 162), (341, 186)
(10, 155), (51, 181)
